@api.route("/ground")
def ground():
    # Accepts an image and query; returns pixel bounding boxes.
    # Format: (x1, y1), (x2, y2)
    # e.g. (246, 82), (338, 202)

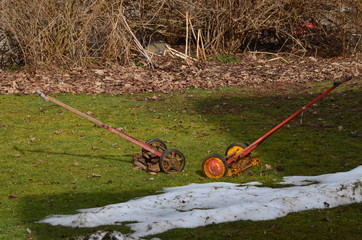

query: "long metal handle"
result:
(227, 76), (353, 164)
(35, 90), (162, 157)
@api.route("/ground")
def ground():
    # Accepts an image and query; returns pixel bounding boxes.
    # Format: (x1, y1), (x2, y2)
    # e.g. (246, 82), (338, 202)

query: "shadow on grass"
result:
(18, 189), (156, 240)
(13, 146), (132, 164)
(191, 89), (362, 175)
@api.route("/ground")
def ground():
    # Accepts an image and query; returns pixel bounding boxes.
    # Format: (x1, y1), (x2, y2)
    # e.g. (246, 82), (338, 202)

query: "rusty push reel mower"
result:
(35, 90), (186, 174)
(202, 76), (353, 178)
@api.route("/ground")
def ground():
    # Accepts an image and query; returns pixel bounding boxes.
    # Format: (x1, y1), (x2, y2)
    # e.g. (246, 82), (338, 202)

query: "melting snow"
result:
(39, 166), (362, 239)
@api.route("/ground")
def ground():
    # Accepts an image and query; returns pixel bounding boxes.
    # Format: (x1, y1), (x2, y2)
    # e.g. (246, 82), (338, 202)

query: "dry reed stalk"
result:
(196, 29), (206, 61)
(196, 29), (200, 61)
(185, 11), (189, 56)
(165, 44), (195, 64)
(119, 10), (154, 67)
(0, 0), (361, 67)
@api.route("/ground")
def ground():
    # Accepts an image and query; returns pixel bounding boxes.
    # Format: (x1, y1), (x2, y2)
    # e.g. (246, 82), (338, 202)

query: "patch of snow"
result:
(279, 165), (362, 185)
(39, 166), (362, 238)
(240, 181), (262, 186)
(75, 231), (135, 240)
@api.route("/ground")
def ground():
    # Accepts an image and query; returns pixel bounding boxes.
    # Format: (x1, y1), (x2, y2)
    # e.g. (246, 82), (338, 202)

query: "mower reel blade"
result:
(224, 143), (261, 177)
(134, 139), (186, 174)
(227, 156), (261, 177)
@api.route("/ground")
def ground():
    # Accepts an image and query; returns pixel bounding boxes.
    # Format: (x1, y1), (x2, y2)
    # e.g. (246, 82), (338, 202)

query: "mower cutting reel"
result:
(35, 90), (186, 174)
(136, 138), (186, 173)
(202, 76), (353, 178)
(202, 143), (260, 178)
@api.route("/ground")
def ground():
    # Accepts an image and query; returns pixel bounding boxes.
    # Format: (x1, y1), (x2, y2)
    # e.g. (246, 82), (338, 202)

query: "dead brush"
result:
(0, 0), (361, 68)
(0, 0), (136, 67)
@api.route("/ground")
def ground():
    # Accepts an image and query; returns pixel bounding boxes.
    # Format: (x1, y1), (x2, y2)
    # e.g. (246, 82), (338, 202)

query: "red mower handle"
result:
(35, 89), (163, 157)
(227, 75), (353, 164)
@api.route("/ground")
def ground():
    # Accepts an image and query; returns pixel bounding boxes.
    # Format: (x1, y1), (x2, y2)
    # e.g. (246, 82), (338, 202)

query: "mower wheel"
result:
(159, 149), (186, 173)
(142, 138), (167, 155)
(225, 143), (247, 158)
(202, 154), (228, 178)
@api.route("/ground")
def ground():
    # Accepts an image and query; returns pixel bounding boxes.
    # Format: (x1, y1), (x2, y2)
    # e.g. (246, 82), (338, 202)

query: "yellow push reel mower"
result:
(202, 76), (353, 178)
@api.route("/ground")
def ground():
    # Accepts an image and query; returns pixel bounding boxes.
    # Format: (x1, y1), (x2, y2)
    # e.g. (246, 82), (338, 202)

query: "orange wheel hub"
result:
(202, 154), (228, 178)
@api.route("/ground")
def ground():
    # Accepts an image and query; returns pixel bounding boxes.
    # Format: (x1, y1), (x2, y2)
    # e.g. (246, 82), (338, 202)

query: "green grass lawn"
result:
(0, 81), (361, 239)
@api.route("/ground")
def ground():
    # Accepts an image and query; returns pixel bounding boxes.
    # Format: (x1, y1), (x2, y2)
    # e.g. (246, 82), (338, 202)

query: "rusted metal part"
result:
(133, 149), (186, 174)
(133, 153), (161, 172)
(159, 149), (186, 173)
(227, 156), (261, 177)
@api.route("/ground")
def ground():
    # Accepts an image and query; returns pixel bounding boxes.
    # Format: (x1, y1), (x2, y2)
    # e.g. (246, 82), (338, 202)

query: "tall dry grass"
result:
(0, 0), (361, 68)
(0, 0), (135, 67)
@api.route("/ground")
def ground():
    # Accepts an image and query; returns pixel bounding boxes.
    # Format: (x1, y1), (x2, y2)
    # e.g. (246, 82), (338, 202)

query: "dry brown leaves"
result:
(0, 54), (361, 95)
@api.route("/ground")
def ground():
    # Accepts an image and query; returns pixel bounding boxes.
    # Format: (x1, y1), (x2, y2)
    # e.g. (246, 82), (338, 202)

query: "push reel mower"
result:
(36, 90), (186, 174)
(202, 76), (353, 178)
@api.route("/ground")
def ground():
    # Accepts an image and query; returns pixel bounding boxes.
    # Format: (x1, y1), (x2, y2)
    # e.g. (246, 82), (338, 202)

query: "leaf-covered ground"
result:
(1, 54), (361, 95)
